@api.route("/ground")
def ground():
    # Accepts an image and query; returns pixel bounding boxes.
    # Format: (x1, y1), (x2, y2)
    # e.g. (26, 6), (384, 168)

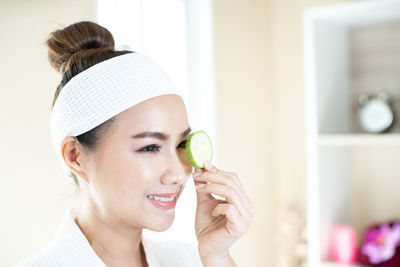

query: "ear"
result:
(61, 136), (90, 184)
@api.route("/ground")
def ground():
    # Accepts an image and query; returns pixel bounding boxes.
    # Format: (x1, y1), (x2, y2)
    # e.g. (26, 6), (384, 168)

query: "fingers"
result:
(211, 203), (248, 237)
(194, 170), (252, 211)
(196, 182), (249, 219)
(194, 161), (243, 186)
(194, 169), (236, 190)
(193, 163), (255, 220)
(196, 182), (253, 225)
(195, 167), (243, 189)
(193, 179), (215, 204)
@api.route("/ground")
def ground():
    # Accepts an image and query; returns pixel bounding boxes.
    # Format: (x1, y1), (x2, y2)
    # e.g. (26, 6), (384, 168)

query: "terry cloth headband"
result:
(50, 52), (184, 179)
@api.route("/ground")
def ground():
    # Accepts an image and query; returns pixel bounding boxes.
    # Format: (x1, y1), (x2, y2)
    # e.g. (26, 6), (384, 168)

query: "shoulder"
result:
(144, 238), (204, 267)
(14, 209), (105, 267)
(14, 243), (66, 267)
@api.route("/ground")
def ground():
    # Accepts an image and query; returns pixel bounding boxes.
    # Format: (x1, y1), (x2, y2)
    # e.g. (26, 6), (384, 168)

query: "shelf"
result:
(318, 134), (400, 147)
(304, 1), (400, 266)
(321, 261), (368, 267)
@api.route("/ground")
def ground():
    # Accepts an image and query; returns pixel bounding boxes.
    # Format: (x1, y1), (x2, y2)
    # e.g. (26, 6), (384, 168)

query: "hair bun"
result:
(46, 21), (115, 73)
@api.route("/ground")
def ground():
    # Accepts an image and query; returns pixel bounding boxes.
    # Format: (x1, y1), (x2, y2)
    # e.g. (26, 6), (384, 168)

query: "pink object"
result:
(330, 224), (357, 264)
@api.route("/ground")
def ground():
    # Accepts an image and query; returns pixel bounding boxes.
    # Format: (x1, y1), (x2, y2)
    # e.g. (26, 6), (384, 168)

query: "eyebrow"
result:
(132, 127), (192, 140)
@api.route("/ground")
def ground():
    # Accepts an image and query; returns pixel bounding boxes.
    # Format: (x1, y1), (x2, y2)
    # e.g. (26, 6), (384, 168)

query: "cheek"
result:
(94, 147), (157, 204)
(99, 148), (136, 182)
(178, 149), (193, 174)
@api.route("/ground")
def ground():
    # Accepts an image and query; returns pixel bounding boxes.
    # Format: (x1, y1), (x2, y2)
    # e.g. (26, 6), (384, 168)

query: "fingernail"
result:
(196, 184), (205, 190)
(204, 161), (213, 169)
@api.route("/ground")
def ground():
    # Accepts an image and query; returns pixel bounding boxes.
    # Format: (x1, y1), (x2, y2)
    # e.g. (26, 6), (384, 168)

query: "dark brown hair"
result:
(46, 21), (134, 185)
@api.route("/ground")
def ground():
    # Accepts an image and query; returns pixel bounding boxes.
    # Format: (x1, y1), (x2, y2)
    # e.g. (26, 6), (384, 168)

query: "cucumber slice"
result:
(186, 130), (213, 169)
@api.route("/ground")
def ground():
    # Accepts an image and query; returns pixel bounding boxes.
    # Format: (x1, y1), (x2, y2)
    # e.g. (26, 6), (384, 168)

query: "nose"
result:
(160, 151), (188, 185)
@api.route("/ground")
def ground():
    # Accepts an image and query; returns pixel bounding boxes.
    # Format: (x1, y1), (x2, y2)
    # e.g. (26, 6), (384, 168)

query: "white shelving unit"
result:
(303, 1), (400, 267)
(321, 261), (367, 267)
(318, 134), (400, 147)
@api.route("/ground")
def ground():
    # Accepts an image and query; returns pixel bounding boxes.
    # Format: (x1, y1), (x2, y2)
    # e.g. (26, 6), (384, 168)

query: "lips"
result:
(146, 189), (182, 210)
(147, 194), (178, 210)
(147, 192), (178, 198)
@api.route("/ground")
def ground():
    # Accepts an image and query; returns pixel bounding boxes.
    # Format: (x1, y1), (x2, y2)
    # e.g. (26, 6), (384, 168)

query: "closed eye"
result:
(178, 139), (187, 149)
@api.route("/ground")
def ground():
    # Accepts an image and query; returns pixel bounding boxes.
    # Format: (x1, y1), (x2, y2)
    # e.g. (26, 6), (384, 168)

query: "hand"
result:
(193, 161), (255, 265)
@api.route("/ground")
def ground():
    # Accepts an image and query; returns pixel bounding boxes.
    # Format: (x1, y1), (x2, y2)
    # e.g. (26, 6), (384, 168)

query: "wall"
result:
(213, 0), (353, 266)
(0, 0), (95, 265)
(213, 0), (276, 266)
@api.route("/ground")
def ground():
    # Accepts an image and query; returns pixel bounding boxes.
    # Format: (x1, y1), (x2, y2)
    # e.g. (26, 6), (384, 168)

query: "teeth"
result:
(147, 195), (175, 202)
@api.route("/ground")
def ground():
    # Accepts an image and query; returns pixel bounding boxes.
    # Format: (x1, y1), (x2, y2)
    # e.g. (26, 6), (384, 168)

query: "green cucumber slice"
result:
(186, 130), (213, 169)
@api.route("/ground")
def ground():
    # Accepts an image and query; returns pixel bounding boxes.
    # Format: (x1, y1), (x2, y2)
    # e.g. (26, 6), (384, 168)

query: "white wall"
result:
(0, 0), (95, 265)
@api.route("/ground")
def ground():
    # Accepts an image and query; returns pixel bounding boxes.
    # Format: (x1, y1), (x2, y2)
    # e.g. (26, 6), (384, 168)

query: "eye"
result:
(178, 139), (187, 149)
(138, 144), (161, 153)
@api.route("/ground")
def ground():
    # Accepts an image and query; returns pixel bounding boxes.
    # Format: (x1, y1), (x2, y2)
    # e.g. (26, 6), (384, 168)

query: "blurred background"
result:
(1, 0), (400, 266)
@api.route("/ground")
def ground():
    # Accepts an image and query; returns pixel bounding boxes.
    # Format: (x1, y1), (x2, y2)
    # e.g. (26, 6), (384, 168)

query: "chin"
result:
(147, 212), (175, 232)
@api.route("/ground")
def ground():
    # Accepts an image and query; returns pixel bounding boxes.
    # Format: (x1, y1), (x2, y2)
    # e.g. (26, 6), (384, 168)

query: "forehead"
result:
(115, 94), (189, 133)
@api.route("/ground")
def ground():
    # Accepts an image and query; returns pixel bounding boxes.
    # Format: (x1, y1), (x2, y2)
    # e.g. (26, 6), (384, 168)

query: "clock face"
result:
(359, 99), (393, 133)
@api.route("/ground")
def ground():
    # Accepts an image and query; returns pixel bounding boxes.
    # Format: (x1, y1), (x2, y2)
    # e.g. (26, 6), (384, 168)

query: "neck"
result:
(74, 197), (148, 267)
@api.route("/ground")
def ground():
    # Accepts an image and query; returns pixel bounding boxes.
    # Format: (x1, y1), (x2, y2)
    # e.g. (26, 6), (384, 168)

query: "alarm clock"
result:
(358, 92), (394, 133)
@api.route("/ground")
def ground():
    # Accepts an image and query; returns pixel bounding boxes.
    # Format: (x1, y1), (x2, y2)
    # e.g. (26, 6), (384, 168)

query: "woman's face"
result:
(83, 94), (193, 231)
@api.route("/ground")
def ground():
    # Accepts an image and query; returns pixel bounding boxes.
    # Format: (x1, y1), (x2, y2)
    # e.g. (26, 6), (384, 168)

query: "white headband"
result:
(50, 52), (183, 179)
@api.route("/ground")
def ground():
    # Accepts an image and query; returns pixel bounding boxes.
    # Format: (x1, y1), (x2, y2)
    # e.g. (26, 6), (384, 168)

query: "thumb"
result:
(193, 169), (214, 204)
(194, 180), (214, 204)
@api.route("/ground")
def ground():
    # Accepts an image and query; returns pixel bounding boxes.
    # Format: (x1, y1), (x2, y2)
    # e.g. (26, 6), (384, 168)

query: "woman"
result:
(16, 21), (254, 267)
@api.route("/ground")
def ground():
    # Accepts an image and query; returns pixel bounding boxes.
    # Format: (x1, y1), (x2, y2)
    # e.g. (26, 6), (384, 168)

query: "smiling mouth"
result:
(146, 194), (178, 210)
(147, 195), (176, 202)
(146, 185), (185, 208)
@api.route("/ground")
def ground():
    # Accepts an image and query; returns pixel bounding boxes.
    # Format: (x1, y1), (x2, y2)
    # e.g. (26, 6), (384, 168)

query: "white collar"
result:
(51, 208), (155, 266)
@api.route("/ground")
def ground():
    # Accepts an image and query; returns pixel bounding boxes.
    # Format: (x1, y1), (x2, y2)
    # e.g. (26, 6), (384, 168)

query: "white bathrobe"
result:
(15, 209), (204, 267)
